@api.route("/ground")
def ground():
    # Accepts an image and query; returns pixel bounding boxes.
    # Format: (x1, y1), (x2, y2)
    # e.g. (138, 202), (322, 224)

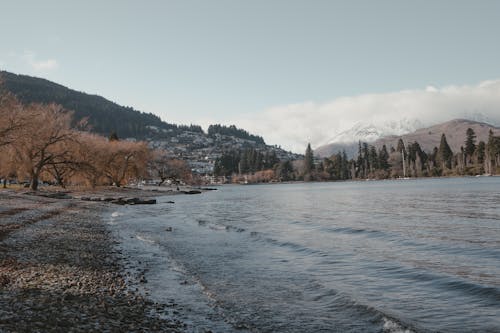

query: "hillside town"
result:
(143, 125), (301, 178)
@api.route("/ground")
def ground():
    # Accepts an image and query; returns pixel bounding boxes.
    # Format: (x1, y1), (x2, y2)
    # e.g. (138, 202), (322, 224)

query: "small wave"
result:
(383, 317), (414, 333)
(326, 226), (385, 237)
(255, 236), (328, 257)
(111, 211), (122, 217)
(136, 235), (155, 244)
(439, 278), (500, 304)
(208, 223), (226, 231)
(311, 288), (418, 333)
(197, 219), (246, 233)
(225, 225), (245, 233)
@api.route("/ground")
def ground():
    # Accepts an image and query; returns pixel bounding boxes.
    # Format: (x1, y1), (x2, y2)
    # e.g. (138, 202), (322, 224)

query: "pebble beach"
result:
(0, 188), (187, 332)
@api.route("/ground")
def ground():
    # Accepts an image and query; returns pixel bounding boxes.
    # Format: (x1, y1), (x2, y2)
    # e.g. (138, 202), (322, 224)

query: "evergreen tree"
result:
(356, 141), (364, 178)
(378, 145), (390, 170)
(464, 128), (476, 164)
(341, 150), (349, 179)
(275, 160), (294, 181)
(477, 141), (486, 164)
(362, 142), (369, 177)
(396, 138), (406, 157)
(303, 143), (314, 176)
(438, 133), (453, 169)
(368, 145), (378, 172)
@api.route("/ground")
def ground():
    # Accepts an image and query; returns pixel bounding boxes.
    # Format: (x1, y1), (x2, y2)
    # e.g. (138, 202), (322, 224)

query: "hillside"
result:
(0, 70), (185, 138)
(0, 70), (299, 174)
(373, 119), (500, 153)
(316, 119), (500, 158)
(315, 119), (423, 158)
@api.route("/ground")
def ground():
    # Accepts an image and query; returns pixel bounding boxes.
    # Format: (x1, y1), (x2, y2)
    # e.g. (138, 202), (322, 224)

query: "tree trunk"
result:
(31, 176), (39, 191)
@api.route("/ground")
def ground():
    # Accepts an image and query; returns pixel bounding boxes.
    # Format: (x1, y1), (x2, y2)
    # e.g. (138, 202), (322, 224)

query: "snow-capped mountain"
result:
(315, 117), (500, 158)
(315, 118), (423, 157)
(324, 119), (424, 145)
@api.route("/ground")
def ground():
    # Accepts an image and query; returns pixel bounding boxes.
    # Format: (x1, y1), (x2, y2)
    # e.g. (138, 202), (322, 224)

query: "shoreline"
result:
(0, 188), (188, 332)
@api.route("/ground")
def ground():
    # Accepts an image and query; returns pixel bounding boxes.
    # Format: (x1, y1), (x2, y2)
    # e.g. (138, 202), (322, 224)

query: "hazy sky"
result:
(2, 0), (500, 152)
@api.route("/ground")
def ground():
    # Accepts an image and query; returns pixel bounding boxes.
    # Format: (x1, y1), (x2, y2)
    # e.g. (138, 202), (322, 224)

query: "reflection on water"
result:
(110, 177), (500, 332)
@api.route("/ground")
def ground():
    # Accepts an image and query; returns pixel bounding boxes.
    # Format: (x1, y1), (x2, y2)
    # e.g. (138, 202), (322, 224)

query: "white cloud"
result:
(22, 51), (59, 72)
(235, 80), (500, 153)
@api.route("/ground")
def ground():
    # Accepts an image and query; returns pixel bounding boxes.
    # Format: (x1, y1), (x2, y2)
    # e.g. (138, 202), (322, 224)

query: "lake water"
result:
(108, 177), (500, 333)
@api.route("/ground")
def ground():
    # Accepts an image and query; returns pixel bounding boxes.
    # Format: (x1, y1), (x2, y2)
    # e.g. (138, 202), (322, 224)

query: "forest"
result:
(208, 124), (266, 144)
(0, 89), (192, 190)
(0, 71), (203, 139)
(214, 130), (500, 183)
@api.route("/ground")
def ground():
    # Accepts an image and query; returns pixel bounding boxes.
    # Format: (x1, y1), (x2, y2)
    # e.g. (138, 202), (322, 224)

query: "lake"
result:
(109, 177), (500, 333)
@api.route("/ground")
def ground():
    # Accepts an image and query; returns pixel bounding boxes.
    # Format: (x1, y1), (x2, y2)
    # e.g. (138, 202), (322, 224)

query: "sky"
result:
(1, 0), (500, 153)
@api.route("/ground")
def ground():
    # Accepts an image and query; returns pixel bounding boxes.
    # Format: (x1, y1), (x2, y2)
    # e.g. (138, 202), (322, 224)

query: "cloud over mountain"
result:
(239, 80), (500, 153)
(21, 51), (59, 72)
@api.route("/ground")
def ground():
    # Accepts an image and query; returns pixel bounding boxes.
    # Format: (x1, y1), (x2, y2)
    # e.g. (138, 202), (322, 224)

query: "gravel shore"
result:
(0, 188), (187, 332)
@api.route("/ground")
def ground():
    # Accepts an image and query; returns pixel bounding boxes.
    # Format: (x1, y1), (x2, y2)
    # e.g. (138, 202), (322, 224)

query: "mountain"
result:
(0, 70), (183, 138)
(0, 70), (300, 174)
(316, 119), (500, 158)
(373, 119), (500, 153)
(315, 119), (423, 157)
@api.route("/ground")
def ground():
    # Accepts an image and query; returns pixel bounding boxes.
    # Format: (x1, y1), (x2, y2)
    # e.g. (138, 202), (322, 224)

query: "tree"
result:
(11, 103), (77, 190)
(407, 142), (426, 177)
(464, 128), (476, 165)
(100, 140), (150, 187)
(150, 149), (192, 185)
(396, 138), (406, 157)
(438, 133), (453, 170)
(274, 160), (294, 181)
(109, 131), (119, 141)
(303, 143), (314, 178)
(486, 130), (500, 174)
(0, 91), (25, 148)
(477, 141), (486, 164)
(378, 145), (390, 171)
(0, 146), (17, 188)
(368, 145), (378, 172)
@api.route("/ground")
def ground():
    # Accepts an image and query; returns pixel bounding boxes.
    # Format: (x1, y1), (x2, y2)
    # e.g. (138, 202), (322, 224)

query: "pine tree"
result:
(438, 133), (453, 169)
(303, 143), (314, 177)
(341, 150), (349, 179)
(368, 145), (378, 172)
(378, 145), (390, 170)
(464, 128), (476, 165)
(396, 138), (406, 157)
(477, 141), (485, 164)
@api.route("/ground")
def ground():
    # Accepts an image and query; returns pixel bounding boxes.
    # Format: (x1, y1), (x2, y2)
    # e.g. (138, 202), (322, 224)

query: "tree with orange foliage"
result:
(99, 139), (150, 187)
(0, 91), (26, 148)
(10, 103), (77, 190)
(149, 149), (192, 185)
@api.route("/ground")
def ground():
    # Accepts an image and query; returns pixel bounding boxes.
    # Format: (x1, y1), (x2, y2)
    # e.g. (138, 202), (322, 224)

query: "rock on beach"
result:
(0, 190), (185, 332)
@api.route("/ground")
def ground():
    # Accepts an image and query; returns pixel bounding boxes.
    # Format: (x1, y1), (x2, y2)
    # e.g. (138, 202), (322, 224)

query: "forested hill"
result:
(0, 70), (196, 138)
(208, 124), (265, 144)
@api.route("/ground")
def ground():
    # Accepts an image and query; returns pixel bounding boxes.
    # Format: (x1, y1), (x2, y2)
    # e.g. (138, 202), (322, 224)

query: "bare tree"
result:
(0, 91), (25, 148)
(12, 103), (77, 190)
(100, 140), (150, 187)
(149, 149), (192, 185)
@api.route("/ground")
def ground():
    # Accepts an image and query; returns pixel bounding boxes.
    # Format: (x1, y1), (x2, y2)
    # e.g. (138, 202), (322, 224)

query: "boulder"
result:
(183, 190), (201, 195)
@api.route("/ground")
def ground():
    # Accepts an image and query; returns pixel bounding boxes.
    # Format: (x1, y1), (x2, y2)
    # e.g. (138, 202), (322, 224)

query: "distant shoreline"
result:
(217, 173), (499, 186)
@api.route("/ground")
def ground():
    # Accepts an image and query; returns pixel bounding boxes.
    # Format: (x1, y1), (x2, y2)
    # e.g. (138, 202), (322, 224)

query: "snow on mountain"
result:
(324, 118), (424, 145)
(315, 118), (423, 157)
(315, 117), (500, 158)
